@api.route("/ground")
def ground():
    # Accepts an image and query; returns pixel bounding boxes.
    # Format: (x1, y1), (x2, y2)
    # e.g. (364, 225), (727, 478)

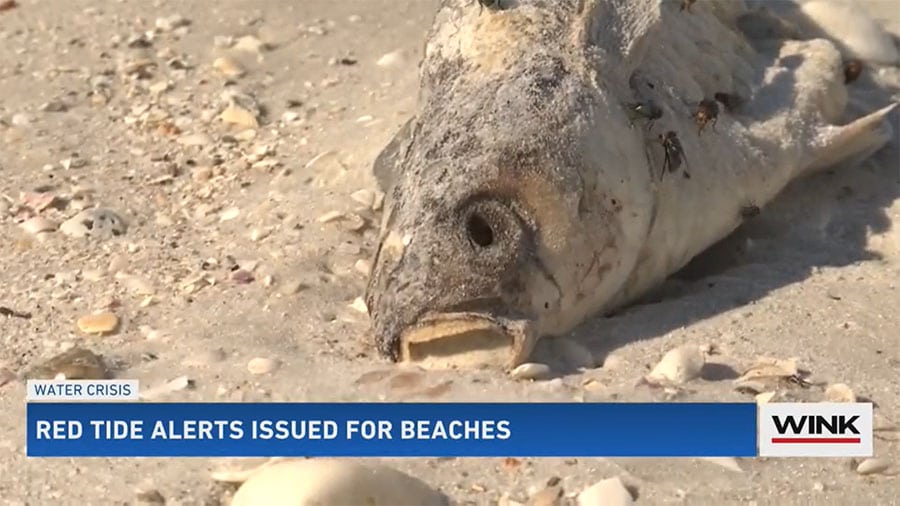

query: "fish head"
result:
(364, 1), (656, 371)
(365, 107), (651, 372)
(365, 152), (552, 371)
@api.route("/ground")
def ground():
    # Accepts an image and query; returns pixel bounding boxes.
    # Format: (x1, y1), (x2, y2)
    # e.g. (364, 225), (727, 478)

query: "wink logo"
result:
(758, 403), (873, 457)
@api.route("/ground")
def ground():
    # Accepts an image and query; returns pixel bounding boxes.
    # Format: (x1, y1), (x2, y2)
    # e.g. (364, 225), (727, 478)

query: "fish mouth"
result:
(399, 312), (537, 370)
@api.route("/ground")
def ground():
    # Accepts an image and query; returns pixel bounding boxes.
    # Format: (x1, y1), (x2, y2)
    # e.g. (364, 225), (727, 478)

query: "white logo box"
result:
(758, 403), (873, 457)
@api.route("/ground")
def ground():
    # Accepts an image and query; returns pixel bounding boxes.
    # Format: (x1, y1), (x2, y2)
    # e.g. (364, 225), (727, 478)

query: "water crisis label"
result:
(27, 380), (139, 402)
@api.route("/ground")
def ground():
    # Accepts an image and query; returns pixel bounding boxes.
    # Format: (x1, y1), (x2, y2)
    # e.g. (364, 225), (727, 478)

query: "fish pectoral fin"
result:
(373, 116), (417, 192)
(801, 102), (897, 175)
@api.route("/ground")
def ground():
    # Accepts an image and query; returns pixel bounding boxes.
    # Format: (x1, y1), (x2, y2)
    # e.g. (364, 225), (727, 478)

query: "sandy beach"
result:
(0, 0), (898, 504)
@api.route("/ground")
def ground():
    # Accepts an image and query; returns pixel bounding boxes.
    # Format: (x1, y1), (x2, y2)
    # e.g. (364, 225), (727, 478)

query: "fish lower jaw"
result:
(398, 312), (537, 371)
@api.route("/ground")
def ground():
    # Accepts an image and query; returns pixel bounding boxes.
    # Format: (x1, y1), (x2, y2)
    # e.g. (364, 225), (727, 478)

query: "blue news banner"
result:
(27, 403), (757, 457)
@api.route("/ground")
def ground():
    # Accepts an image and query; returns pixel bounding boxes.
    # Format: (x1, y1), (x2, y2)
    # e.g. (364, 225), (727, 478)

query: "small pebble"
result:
(82, 270), (105, 282)
(220, 206), (240, 222)
(318, 210), (344, 223)
(155, 14), (190, 32)
(213, 56), (245, 78)
(372, 191), (385, 211)
(76, 312), (119, 335)
(11, 113), (31, 126)
(354, 259), (371, 276)
(250, 228), (269, 241)
(602, 354), (624, 370)
(20, 217), (57, 235)
(349, 297), (368, 314)
(231, 269), (254, 284)
(183, 349), (227, 367)
(646, 344), (705, 384)
(213, 35), (235, 48)
(577, 477), (634, 506)
(192, 166), (213, 182)
(700, 457), (744, 473)
(755, 391), (776, 404)
(124, 275), (155, 296)
(341, 213), (367, 232)
(389, 370), (424, 390)
(28, 347), (108, 380)
(60, 208), (127, 238)
(39, 100), (68, 113)
(856, 457), (892, 475)
(824, 383), (857, 402)
(0, 367), (15, 388)
(178, 133), (213, 146)
(234, 35), (268, 53)
(350, 189), (375, 209)
(511, 363), (552, 381)
(221, 105), (259, 129)
(527, 485), (562, 506)
(141, 376), (194, 400)
(281, 111), (301, 122)
(376, 50), (406, 68)
(248, 357), (278, 375)
(280, 280), (306, 295)
(135, 488), (166, 504)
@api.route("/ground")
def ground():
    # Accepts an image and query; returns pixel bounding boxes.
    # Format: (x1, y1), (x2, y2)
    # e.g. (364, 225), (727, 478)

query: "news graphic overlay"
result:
(758, 402), (873, 457)
(26, 399), (758, 458)
(27, 379), (139, 402)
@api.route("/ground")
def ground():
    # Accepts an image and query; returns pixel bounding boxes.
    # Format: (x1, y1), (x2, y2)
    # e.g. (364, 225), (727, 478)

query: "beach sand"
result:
(0, 0), (897, 504)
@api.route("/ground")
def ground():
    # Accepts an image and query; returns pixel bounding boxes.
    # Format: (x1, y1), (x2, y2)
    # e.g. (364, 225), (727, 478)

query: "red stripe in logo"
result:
(771, 437), (861, 444)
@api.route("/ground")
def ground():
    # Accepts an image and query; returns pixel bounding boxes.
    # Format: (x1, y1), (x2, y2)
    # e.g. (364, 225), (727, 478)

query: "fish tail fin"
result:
(800, 102), (897, 176)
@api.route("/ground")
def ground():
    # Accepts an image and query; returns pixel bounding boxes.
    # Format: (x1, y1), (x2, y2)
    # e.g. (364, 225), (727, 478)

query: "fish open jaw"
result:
(399, 312), (537, 370)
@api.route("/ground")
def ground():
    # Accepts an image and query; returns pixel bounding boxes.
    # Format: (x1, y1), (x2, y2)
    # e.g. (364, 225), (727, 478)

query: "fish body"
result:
(366, 0), (897, 369)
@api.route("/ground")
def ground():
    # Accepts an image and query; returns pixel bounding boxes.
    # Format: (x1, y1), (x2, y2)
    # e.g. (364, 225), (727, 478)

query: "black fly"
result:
(659, 131), (690, 179)
(625, 100), (663, 131)
(693, 99), (719, 135)
(477, 0), (503, 12)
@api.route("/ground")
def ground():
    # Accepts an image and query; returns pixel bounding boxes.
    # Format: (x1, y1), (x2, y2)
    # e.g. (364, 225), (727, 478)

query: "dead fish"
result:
(365, 0), (897, 370)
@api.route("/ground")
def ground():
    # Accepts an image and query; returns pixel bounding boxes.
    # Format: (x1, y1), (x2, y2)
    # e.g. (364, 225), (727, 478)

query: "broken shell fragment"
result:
(76, 312), (120, 334)
(856, 457), (893, 476)
(577, 477), (635, 506)
(349, 297), (368, 314)
(247, 357), (278, 375)
(510, 363), (552, 381)
(230, 459), (449, 506)
(350, 189), (375, 209)
(60, 208), (127, 238)
(824, 383), (857, 403)
(28, 347), (109, 380)
(20, 217), (57, 235)
(213, 56), (245, 78)
(733, 356), (801, 384)
(645, 344), (705, 384)
(221, 105), (259, 128)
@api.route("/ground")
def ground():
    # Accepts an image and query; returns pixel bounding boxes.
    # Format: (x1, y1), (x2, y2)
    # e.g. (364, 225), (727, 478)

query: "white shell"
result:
(230, 459), (449, 506)
(577, 477), (634, 506)
(646, 345), (705, 384)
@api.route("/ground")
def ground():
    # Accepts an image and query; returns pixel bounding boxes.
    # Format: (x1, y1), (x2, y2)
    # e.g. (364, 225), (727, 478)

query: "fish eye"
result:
(466, 212), (495, 247)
